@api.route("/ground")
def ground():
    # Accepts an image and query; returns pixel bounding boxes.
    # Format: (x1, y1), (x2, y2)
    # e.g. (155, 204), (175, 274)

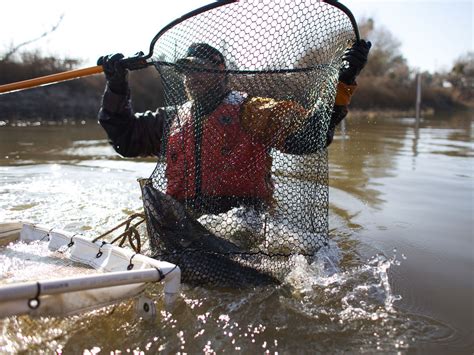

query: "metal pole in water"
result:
(340, 119), (346, 140)
(415, 72), (422, 123)
(412, 72), (422, 158)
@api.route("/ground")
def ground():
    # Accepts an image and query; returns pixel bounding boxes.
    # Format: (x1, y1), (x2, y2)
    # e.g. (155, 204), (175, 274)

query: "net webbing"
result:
(141, 0), (356, 286)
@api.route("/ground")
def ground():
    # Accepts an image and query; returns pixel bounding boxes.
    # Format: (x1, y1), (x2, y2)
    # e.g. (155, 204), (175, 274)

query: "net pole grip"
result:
(0, 66), (104, 95)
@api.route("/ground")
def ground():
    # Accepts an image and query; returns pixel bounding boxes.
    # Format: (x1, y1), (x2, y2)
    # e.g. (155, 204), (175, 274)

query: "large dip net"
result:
(140, 0), (358, 286)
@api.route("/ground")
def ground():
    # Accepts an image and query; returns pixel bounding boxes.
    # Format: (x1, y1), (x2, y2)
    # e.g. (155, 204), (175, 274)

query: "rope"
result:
(92, 213), (146, 253)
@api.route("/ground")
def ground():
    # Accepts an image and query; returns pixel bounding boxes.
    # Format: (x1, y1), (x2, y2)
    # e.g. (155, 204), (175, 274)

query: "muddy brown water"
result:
(0, 111), (472, 353)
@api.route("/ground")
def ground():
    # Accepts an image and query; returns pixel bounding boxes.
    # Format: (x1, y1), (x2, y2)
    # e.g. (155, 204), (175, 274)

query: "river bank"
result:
(2, 107), (471, 127)
(1, 68), (470, 122)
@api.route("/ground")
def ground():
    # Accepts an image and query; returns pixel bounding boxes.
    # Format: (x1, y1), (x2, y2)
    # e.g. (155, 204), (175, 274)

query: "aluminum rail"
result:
(0, 267), (180, 302)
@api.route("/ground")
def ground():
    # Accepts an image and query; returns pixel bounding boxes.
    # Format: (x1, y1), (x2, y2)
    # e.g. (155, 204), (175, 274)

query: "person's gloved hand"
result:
(97, 53), (128, 94)
(339, 40), (372, 85)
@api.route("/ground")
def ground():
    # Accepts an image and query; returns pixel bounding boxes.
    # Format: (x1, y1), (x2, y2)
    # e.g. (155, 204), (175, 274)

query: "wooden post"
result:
(415, 72), (422, 122)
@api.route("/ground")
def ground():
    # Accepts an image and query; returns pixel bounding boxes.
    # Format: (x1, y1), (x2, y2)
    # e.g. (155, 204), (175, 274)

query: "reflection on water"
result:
(0, 112), (473, 352)
(329, 111), (473, 352)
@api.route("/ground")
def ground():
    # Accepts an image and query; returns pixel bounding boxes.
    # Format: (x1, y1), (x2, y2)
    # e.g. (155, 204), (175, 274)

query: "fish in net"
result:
(125, 0), (359, 286)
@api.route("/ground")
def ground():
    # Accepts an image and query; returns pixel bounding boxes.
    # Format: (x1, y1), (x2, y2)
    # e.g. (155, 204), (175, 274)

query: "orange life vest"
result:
(165, 92), (273, 203)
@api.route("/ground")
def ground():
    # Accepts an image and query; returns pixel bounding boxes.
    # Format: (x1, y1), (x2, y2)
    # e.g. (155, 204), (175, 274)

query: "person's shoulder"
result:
(223, 91), (248, 105)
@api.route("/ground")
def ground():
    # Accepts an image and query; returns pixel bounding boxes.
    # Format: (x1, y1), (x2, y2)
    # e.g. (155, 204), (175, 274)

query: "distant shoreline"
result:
(2, 108), (471, 127)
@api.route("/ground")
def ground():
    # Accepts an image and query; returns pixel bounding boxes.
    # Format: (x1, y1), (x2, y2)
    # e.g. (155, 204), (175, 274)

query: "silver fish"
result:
(141, 183), (280, 287)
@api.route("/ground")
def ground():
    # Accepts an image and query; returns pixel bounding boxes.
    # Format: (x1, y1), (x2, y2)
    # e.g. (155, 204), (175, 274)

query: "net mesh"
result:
(141, 0), (356, 286)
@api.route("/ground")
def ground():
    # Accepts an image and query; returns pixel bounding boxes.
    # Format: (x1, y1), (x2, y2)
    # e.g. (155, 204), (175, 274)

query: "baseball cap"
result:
(176, 43), (226, 68)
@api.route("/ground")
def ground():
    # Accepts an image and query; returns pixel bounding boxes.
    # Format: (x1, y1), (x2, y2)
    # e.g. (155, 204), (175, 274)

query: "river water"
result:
(0, 111), (472, 353)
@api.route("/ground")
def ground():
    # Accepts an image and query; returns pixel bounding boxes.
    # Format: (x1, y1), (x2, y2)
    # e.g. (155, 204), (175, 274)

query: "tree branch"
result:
(1, 14), (64, 61)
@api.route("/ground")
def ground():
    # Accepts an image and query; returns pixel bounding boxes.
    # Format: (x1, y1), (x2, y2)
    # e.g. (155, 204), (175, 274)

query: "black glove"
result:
(97, 53), (128, 94)
(339, 40), (372, 85)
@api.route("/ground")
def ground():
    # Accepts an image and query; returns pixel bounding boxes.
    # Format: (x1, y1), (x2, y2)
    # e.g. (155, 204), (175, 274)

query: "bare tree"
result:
(1, 15), (64, 62)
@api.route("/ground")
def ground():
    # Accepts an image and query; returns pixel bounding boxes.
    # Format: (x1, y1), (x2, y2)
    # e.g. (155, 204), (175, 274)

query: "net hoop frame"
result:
(122, 0), (361, 72)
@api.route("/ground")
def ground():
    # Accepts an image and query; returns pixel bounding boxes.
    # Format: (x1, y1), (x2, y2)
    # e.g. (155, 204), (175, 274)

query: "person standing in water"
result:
(98, 41), (371, 215)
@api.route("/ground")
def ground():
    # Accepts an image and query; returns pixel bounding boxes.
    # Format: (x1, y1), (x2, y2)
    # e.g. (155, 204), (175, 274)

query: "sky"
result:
(0, 0), (472, 73)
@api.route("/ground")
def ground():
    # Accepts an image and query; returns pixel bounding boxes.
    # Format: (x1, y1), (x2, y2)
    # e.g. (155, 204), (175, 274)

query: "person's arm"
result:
(325, 39), (372, 147)
(303, 81), (357, 151)
(240, 97), (309, 150)
(240, 82), (356, 154)
(283, 82), (356, 155)
(97, 54), (165, 158)
(242, 40), (371, 155)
